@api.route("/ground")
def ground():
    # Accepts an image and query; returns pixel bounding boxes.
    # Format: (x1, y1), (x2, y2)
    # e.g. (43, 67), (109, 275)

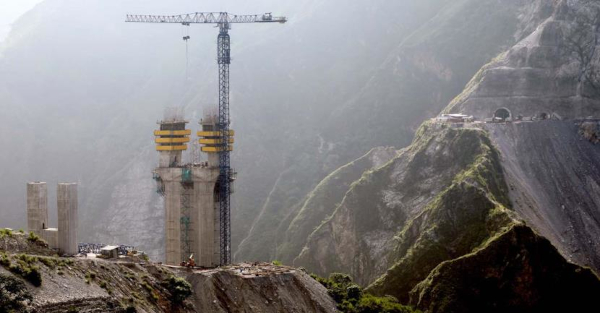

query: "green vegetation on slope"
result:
(366, 126), (515, 302)
(311, 272), (421, 313)
(0, 253), (42, 287)
(278, 147), (396, 264)
(0, 273), (32, 313)
(162, 275), (192, 304)
(411, 224), (600, 312)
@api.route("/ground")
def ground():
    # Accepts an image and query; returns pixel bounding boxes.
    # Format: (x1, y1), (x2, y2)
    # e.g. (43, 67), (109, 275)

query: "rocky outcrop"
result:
(183, 265), (337, 313)
(294, 125), (515, 288)
(446, 0), (600, 119)
(579, 120), (600, 143)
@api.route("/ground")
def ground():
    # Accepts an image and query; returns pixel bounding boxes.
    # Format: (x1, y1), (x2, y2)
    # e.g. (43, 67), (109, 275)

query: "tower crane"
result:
(126, 12), (286, 265)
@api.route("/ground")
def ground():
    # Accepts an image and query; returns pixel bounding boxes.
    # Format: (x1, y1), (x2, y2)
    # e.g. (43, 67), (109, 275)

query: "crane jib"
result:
(125, 12), (286, 24)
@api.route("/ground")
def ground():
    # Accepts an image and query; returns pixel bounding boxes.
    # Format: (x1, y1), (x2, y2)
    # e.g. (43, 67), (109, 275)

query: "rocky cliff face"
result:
(293, 125), (514, 289)
(446, 0), (600, 119)
(183, 265), (337, 313)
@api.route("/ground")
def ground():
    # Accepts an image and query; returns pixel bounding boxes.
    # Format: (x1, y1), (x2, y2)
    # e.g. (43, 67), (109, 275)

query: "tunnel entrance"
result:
(494, 108), (511, 121)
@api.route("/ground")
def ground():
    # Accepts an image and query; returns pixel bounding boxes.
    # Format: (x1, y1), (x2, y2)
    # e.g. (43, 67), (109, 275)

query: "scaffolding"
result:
(180, 168), (194, 262)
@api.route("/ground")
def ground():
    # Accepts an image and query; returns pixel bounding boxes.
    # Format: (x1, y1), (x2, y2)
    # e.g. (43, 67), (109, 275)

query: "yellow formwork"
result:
(201, 146), (233, 153)
(199, 138), (234, 144)
(155, 137), (191, 144)
(197, 130), (235, 137)
(154, 130), (192, 136)
(156, 145), (188, 151)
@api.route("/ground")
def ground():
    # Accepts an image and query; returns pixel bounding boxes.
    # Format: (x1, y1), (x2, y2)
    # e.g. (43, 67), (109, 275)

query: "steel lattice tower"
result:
(217, 23), (232, 264)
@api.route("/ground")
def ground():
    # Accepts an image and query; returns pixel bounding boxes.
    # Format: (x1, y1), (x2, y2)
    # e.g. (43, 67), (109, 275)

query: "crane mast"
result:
(127, 12), (286, 265)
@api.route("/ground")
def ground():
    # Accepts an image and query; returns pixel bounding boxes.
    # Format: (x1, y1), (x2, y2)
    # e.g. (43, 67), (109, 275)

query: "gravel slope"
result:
(486, 120), (600, 271)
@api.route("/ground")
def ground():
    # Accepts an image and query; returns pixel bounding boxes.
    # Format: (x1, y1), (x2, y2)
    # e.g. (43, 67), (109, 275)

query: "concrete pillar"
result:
(192, 167), (220, 267)
(161, 170), (182, 265)
(27, 182), (48, 235)
(57, 183), (78, 255)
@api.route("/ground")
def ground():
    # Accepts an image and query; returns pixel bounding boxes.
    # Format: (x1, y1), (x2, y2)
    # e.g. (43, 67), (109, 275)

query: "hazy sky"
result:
(0, 0), (44, 42)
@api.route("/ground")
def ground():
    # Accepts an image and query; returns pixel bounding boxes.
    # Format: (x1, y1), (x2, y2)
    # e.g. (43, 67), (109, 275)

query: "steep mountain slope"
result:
(275, 147), (397, 264)
(486, 121), (600, 271)
(411, 224), (600, 313)
(295, 125), (515, 288)
(272, 0), (600, 311)
(238, 0), (552, 262)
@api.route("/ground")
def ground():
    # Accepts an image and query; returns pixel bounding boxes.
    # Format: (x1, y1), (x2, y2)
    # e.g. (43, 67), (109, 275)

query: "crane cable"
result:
(183, 25), (190, 86)
(178, 25), (191, 107)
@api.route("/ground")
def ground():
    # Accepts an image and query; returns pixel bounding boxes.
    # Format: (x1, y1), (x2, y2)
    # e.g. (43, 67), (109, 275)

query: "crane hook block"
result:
(183, 36), (190, 41)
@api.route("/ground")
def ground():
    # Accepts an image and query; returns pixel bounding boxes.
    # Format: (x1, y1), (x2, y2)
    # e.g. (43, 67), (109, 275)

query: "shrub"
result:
(150, 291), (159, 302)
(330, 273), (352, 286)
(27, 232), (39, 243)
(142, 281), (153, 292)
(27, 232), (47, 247)
(0, 253), (10, 267)
(356, 294), (418, 313)
(18, 229), (24, 234)
(164, 275), (192, 304)
(9, 264), (42, 287)
(0, 273), (32, 312)
(39, 257), (57, 269)
(5, 255), (42, 287)
(347, 284), (362, 301)
(272, 260), (282, 266)
(16, 254), (38, 264)
(310, 272), (421, 313)
(0, 228), (12, 238)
